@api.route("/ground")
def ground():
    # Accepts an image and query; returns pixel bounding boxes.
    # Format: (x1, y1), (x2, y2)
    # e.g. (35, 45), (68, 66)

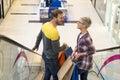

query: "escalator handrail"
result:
(0, 35), (39, 55)
(96, 46), (120, 52)
(1, 35), (120, 55)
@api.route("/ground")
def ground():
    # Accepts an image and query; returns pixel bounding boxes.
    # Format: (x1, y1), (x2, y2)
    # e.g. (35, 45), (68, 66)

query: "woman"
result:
(72, 17), (96, 80)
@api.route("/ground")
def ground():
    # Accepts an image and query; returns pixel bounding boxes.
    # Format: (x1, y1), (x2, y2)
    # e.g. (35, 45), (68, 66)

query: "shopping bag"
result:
(65, 47), (73, 59)
(57, 56), (74, 80)
(71, 65), (78, 80)
(58, 51), (66, 68)
(63, 64), (74, 80)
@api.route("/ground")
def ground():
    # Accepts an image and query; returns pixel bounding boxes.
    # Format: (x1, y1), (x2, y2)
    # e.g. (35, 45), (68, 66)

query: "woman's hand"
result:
(71, 51), (76, 56)
(71, 47), (77, 56)
(74, 53), (81, 59)
(74, 52), (87, 59)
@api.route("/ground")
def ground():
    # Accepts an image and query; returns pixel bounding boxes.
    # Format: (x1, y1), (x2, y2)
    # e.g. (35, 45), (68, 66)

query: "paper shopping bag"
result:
(63, 64), (74, 80)
(57, 56), (74, 80)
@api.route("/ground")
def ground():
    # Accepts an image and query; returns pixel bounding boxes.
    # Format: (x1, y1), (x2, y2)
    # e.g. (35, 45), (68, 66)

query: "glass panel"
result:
(0, 39), (42, 80)
(93, 49), (120, 80)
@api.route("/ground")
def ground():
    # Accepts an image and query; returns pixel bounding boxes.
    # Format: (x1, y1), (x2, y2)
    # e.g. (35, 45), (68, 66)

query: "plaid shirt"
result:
(75, 32), (96, 70)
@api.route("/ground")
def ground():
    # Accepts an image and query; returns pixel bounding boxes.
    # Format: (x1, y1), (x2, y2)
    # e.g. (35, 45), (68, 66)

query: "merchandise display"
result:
(39, 0), (68, 22)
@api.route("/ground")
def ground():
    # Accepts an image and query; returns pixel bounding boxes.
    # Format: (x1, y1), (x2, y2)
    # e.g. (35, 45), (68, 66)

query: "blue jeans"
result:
(78, 69), (88, 80)
(42, 53), (59, 80)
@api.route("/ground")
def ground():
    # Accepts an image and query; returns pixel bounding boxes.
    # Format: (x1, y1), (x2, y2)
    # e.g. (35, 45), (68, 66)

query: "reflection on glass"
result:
(93, 48), (120, 80)
(0, 38), (42, 80)
(0, 50), (3, 80)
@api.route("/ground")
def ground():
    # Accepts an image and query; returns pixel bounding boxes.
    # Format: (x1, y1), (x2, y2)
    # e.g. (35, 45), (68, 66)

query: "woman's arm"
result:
(72, 47), (77, 56)
(74, 37), (96, 59)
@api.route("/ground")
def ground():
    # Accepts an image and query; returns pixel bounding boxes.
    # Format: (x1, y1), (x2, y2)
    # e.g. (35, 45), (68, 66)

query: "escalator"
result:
(0, 34), (120, 80)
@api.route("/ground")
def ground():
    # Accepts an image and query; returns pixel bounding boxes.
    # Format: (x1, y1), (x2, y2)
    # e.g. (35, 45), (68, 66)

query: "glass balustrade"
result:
(1, 35), (120, 80)
(90, 47), (120, 80)
(0, 35), (43, 80)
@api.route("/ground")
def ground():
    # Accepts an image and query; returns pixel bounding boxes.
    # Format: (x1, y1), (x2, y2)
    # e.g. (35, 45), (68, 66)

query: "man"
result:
(32, 9), (67, 80)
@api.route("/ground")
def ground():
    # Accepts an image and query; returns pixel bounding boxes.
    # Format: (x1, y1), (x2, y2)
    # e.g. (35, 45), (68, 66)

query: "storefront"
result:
(91, 0), (120, 44)
(39, 0), (68, 22)
(105, 0), (120, 44)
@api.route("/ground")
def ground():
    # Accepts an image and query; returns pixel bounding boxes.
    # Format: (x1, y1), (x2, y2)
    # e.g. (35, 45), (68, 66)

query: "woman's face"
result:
(77, 19), (85, 29)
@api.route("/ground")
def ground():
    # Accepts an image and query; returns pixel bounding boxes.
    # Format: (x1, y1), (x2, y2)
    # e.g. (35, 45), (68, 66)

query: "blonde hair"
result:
(81, 17), (92, 28)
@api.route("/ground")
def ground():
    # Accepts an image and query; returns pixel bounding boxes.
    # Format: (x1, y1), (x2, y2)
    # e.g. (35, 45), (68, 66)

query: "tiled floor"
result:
(0, 0), (41, 52)
(0, 0), (118, 79)
(0, 0), (117, 53)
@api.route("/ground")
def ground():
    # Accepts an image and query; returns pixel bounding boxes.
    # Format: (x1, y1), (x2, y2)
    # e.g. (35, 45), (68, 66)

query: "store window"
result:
(104, 0), (120, 44)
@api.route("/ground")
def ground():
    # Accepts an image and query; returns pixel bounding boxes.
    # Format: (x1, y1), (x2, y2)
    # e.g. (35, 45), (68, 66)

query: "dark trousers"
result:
(78, 69), (88, 80)
(42, 53), (59, 80)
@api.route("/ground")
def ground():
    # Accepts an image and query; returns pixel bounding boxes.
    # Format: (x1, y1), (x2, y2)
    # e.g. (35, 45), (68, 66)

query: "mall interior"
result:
(0, 0), (120, 80)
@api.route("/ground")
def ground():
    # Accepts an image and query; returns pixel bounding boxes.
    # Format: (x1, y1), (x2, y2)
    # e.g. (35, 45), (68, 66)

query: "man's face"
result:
(56, 14), (64, 25)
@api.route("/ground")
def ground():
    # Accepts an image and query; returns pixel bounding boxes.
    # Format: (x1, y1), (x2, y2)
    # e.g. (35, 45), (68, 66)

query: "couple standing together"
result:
(32, 9), (96, 80)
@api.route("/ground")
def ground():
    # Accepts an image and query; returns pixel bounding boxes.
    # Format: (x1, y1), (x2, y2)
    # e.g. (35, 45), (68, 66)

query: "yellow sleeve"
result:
(42, 22), (59, 40)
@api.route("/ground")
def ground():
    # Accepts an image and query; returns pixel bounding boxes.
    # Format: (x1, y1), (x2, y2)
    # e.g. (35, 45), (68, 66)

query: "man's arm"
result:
(52, 40), (67, 54)
(32, 30), (42, 50)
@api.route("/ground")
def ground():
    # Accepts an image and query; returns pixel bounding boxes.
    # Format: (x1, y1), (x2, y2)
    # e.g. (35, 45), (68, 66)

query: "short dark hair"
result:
(50, 9), (63, 19)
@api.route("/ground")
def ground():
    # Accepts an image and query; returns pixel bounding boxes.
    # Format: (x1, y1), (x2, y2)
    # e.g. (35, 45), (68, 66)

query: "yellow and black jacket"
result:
(34, 22), (65, 59)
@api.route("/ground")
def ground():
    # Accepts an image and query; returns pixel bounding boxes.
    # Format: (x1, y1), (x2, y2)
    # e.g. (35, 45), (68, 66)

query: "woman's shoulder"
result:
(84, 33), (93, 43)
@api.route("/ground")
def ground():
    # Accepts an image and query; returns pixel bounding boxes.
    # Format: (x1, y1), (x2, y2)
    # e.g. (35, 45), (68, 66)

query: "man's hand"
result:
(32, 47), (38, 51)
(62, 43), (68, 50)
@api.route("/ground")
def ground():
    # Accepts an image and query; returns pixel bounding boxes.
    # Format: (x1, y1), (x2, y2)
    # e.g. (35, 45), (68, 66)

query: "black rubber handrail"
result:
(96, 46), (120, 52)
(0, 35), (120, 55)
(0, 35), (39, 55)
